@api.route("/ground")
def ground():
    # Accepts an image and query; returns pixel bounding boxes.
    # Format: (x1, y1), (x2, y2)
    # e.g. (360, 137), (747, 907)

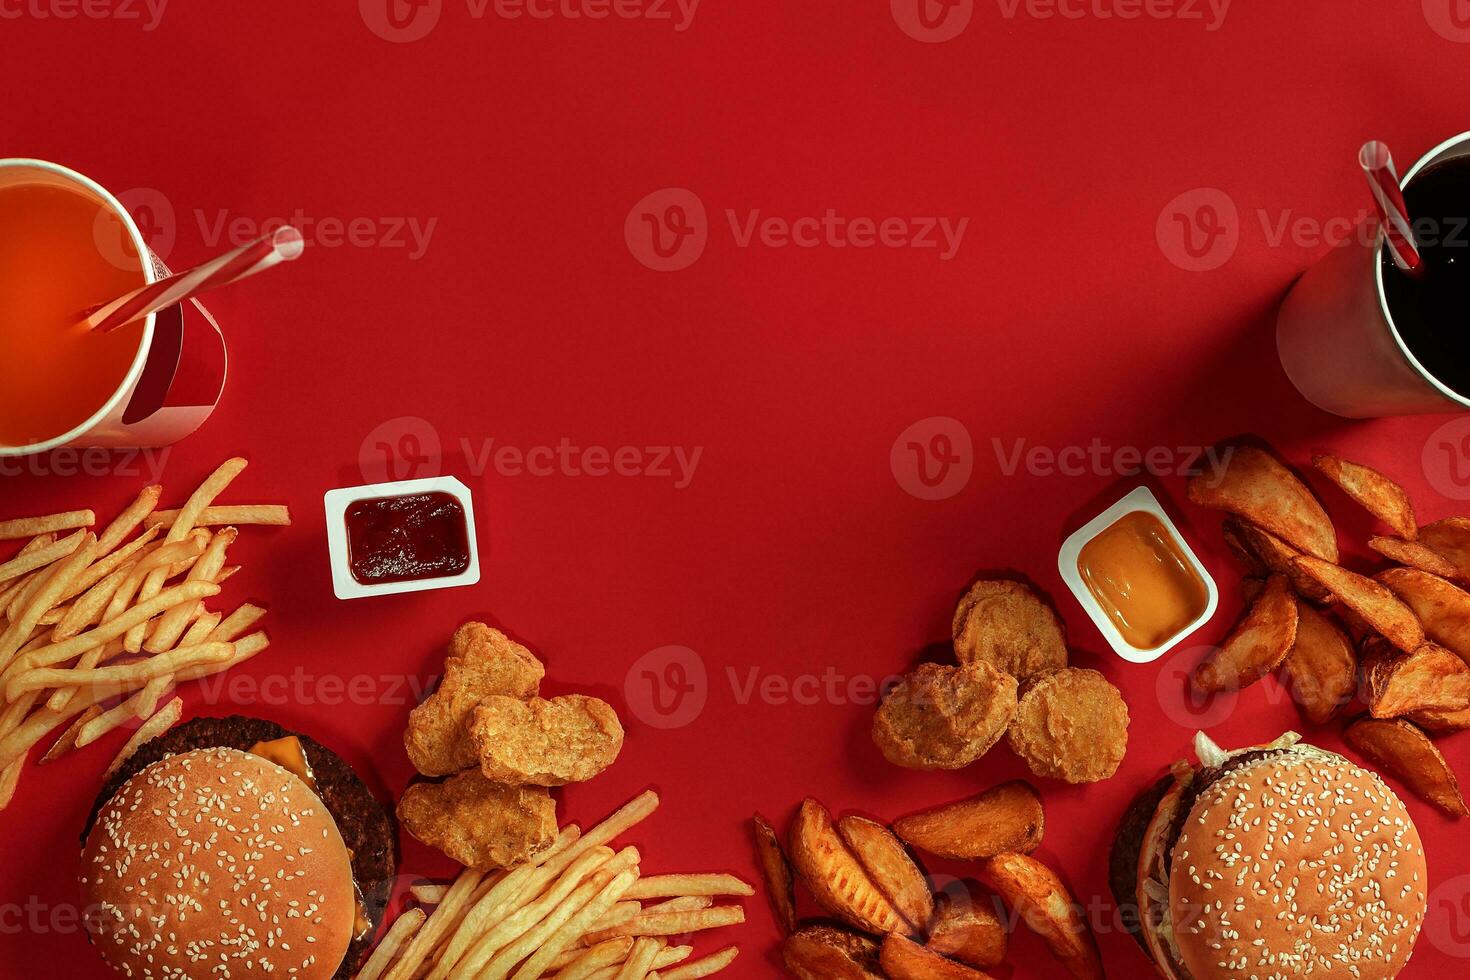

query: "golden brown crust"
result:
(1187, 445), (1338, 562)
(1006, 667), (1129, 784)
(404, 623), (545, 777)
(1345, 716), (1470, 818)
(752, 814), (797, 933)
(781, 925), (883, 980)
(872, 662), (1018, 771)
(1361, 641), (1470, 719)
(470, 694), (623, 786)
(397, 769), (557, 869)
(881, 933), (996, 980)
(1280, 600), (1357, 724)
(787, 798), (911, 936)
(1193, 575), (1299, 693)
(892, 781), (1044, 861)
(952, 580), (1068, 681)
(1293, 558), (1424, 654)
(1312, 455), (1417, 540)
(1378, 567), (1470, 666)
(979, 853), (1102, 980)
(927, 886), (1007, 970)
(836, 816), (934, 933)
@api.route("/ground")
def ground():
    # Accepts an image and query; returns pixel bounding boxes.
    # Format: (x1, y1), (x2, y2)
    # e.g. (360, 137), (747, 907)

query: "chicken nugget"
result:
(405, 623), (546, 777)
(471, 694), (624, 786)
(1007, 668), (1129, 783)
(397, 769), (557, 870)
(872, 661), (1018, 770)
(953, 581), (1068, 681)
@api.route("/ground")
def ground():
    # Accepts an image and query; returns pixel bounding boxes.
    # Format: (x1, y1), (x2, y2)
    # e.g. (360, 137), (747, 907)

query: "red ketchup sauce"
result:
(344, 491), (470, 585)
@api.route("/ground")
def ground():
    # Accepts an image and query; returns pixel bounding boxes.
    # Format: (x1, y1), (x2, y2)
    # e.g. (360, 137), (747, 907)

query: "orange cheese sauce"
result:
(1078, 511), (1208, 650)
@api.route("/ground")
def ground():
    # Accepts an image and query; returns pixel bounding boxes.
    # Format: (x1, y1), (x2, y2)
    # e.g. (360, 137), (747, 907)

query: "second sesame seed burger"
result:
(1111, 732), (1428, 980)
(78, 716), (397, 980)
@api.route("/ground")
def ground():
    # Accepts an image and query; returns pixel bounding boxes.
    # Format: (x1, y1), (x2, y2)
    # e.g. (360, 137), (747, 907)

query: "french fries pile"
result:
(356, 789), (743, 980)
(759, 784), (1101, 980)
(0, 458), (287, 809)
(1189, 442), (1470, 816)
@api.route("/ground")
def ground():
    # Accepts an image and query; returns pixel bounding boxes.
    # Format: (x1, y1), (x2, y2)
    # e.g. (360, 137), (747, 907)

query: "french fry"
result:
(558, 938), (637, 980)
(56, 523), (161, 604)
(175, 630), (269, 680)
(507, 866), (641, 980)
(1194, 574), (1299, 693)
(54, 561), (136, 641)
(102, 696), (182, 779)
(0, 750), (27, 811)
(95, 485), (161, 554)
(410, 884), (449, 905)
(752, 813), (797, 933)
(1312, 455), (1417, 540)
(1362, 641), (1470, 719)
(356, 907), (426, 980)
(6, 640), (234, 701)
(1378, 567), (1470, 667)
(0, 683), (117, 769)
(1293, 557), (1424, 653)
(978, 853), (1102, 980)
(585, 906), (745, 943)
(789, 798), (909, 936)
(147, 527), (236, 653)
(101, 535), (205, 626)
(146, 504), (291, 528)
(46, 637), (128, 713)
(1345, 716), (1469, 817)
(881, 934), (993, 980)
(893, 781), (1044, 861)
(838, 816), (933, 934)
(38, 705), (103, 765)
(11, 580), (220, 675)
(625, 875), (753, 900)
(639, 897), (711, 915)
(0, 533), (98, 671)
(613, 937), (662, 980)
(381, 868), (488, 980)
(128, 459), (248, 653)
(1280, 600), (1357, 724)
(207, 603), (267, 643)
(0, 510), (94, 541)
(1370, 537), (1460, 580)
(0, 528), (87, 586)
(652, 947), (738, 980)
(593, 900), (646, 930)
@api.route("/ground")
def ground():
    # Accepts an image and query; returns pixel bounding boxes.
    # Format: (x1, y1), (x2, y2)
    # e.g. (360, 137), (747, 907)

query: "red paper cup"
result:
(0, 159), (226, 457)
(1277, 132), (1470, 418)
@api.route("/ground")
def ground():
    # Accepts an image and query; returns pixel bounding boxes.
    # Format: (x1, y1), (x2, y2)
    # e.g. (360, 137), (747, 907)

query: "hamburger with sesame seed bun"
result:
(79, 716), (397, 980)
(1111, 732), (1428, 980)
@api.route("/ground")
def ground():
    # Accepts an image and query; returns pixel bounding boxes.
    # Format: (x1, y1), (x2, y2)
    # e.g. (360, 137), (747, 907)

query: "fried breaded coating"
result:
(397, 769), (557, 870)
(1007, 668), (1129, 783)
(405, 623), (546, 777)
(872, 661), (1018, 770)
(470, 694), (624, 786)
(952, 580), (1068, 681)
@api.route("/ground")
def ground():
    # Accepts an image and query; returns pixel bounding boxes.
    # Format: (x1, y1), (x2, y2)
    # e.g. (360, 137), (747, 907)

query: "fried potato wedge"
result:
(1007, 668), (1129, 783)
(1220, 517), (1268, 578)
(881, 934), (996, 980)
(1225, 518), (1333, 603)
(952, 580), (1068, 681)
(789, 799), (911, 936)
(1361, 640), (1470, 719)
(837, 816), (934, 934)
(1378, 567), (1470, 667)
(872, 661), (1018, 771)
(928, 884), (1007, 970)
(1188, 445), (1338, 562)
(1409, 702), (1470, 733)
(1344, 716), (1469, 817)
(1293, 557), (1424, 653)
(1313, 455), (1417, 540)
(1193, 575), (1299, 694)
(893, 781), (1043, 861)
(1280, 600), (1357, 724)
(753, 814), (797, 933)
(781, 925), (884, 980)
(1418, 518), (1470, 581)
(978, 853), (1103, 980)
(1370, 537), (1459, 579)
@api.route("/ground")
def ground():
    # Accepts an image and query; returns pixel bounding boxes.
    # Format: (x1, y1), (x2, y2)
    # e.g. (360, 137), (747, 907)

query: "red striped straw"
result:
(1359, 141), (1424, 276)
(84, 226), (306, 334)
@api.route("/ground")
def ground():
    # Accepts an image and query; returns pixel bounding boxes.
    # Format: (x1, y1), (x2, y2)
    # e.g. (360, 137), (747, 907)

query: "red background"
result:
(4, 1), (1470, 977)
